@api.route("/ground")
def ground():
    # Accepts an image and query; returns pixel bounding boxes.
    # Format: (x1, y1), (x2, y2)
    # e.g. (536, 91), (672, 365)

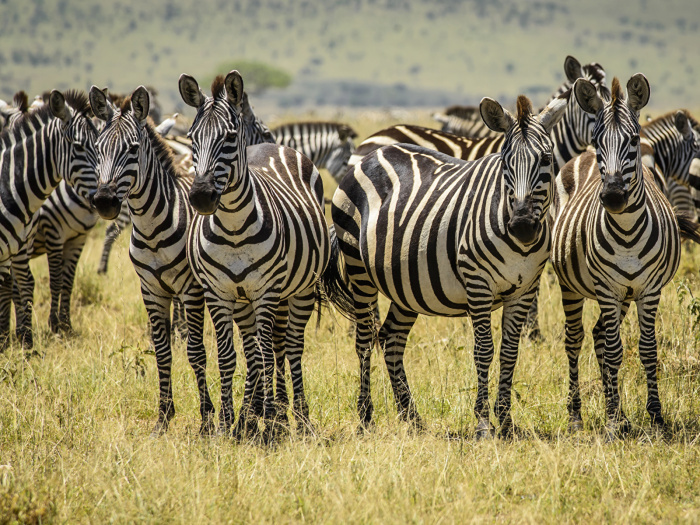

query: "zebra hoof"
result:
(568, 419), (584, 433)
(199, 413), (216, 436)
(650, 413), (665, 429)
(16, 329), (33, 350)
(526, 327), (542, 342)
(475, 420), (495, 440)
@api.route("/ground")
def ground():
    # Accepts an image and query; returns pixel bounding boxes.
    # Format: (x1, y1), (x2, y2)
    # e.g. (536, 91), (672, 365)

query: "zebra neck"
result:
(551, 103), (590, 172)
(215, 167), (265, 234)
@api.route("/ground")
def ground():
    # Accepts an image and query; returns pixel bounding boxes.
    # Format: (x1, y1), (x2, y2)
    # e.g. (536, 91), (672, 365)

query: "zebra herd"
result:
(2, 54), (700, 442)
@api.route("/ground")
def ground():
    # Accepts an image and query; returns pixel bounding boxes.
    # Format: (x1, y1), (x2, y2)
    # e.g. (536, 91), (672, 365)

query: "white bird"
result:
(154, 113), (178, 136)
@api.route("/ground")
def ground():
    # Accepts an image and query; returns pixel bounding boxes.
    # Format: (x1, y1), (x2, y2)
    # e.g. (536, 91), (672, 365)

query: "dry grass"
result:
(3, 166), (700, 522)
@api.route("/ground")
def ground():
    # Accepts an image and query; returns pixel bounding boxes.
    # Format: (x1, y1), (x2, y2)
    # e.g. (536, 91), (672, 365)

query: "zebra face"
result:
(179, 71), (245, 215)
(49, 91), (99, 204)
(575, 74), (650, 215)
(90, 86), (149, 220)
(326, 136), (356, 181)
(481, 94), (567, 245)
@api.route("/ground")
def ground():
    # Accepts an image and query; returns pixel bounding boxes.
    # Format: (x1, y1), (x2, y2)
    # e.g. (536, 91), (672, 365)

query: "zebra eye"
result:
(129, 143), (139, 154)
(540, 153), (552, 166)
(73, 143), (84, 153)
(630, 136), (639, 147)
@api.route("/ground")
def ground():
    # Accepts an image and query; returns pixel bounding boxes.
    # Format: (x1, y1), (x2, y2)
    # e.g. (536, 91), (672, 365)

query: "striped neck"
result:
(602, 162), (647, 231)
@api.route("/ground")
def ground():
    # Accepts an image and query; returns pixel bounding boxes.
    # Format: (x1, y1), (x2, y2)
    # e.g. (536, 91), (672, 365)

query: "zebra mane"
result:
(143, 120), (187, 181)
(516, 95), (533, 128)
(1, 89), (93, 140)
(211, 75), (226, 99)
(610, 77), (623, 108)
(13, 91), (29, 113)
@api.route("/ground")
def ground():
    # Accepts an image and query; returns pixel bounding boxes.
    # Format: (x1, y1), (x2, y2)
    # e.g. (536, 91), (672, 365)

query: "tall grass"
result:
(3, 151), (700, 523)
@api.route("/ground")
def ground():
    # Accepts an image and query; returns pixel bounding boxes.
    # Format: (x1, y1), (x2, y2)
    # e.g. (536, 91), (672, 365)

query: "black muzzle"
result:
(92, 184), (121, 220)
(189, 173), (220, 215)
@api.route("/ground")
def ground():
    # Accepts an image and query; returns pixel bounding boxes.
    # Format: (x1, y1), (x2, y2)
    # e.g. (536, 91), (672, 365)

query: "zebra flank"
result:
(551, 74), (682, 437)
(332, 93), (567, 435)
(271, 121), (357, 183)
(181, 70), (333, 439)
(90, 85), (215, 436)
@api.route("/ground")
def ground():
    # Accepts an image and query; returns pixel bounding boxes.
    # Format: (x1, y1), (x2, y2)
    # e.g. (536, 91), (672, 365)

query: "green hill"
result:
(0, 0), (697, 113)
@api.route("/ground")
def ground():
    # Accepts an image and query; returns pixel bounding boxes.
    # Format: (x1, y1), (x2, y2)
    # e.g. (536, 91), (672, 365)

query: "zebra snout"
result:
(600, 174), (628, 214)
(189, 174), (220, 215)
(87, 189), (97, 210)
(508, 215), (541, 245)
(92, 184), (121, 220)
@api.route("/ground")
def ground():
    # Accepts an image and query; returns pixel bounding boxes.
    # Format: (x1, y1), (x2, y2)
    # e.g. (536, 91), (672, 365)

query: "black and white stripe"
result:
(271, 121), (357, 183)
(90, 86), (215, 436)
(551, 75), (683, 437)
(331, 94), (567, 436)
(179, 71), (337, 439)
(0, 90), (98, 348)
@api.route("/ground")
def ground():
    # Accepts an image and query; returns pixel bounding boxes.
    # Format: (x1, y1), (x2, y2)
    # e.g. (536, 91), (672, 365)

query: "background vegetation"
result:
(0, 0), (698, 111)
(2, 112), (700, 523)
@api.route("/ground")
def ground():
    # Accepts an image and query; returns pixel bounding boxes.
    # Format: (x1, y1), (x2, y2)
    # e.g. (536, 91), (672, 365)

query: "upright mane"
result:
(211, 75), (226, 99)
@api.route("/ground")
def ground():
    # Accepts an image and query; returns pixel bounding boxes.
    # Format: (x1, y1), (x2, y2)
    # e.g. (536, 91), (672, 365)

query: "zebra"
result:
(271, 121), (358, 184)
(0, 89), (98, 349)
(550, 74), (699, 437)
(95, 90), (273, 276)
(331, 93), (568, 436)
(0, 91), (30, 132)
(179, 70), (350, 439)
(431, 104), (501, 139)
(89, 85), (215, 436)
(346, 56), (610, 339)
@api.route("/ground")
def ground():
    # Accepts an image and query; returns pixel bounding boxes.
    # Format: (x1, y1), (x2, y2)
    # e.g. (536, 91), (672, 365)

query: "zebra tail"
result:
(318, 225), (357, 322)
(676, 211), (700, 244)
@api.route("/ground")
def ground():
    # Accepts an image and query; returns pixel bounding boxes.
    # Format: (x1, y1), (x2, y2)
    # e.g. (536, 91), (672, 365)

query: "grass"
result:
(4, 125), (700, 522)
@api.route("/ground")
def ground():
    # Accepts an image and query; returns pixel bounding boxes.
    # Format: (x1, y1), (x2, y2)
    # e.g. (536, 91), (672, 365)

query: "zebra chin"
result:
(508, 217), (542, 245)
(92, 185), (122, 220)
(188, 177), (221, 215)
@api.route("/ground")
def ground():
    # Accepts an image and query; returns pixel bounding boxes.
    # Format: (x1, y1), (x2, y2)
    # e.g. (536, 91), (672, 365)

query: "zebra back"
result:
(432, 105), (500, 138)
(271, 121), (358, 183)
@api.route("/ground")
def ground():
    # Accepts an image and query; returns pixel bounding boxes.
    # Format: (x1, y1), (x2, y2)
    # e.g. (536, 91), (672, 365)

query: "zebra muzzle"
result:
(599, 173), (628, 214)
(93, 184), (121, 220)
(189, 173), (220, 215)
(508, 200), (541, 245)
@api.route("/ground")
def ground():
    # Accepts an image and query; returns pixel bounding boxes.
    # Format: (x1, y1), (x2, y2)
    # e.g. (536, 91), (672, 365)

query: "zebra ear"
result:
(674, 111), (691, 139)
(573, 78), (603, 115)
(337, 125), (357, 142)
(479, 98), (515, 133)
(89, 85), (114, 121)
(224, 70), (244, 107)
(131, 86), (150, 123)
(564, 55), (583, 83)
(49, 90), (69, 123)
(538, 95), (568, 134)
(178, 74), (205, 108)
(626, 73), (650, 113)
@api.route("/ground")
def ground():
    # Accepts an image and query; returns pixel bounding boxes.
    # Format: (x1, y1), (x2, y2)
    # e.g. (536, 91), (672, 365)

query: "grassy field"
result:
(4, 114), (700, 523)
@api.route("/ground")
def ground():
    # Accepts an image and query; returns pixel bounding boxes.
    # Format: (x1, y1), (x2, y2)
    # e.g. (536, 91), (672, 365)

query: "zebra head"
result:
(480, 94), (568, 245)
(89, 85), (151, 220)
(179, 70), (246, 215)
(49, 90), (99, 204)
(326, 125), (358, 182)
(574, 74), (650, 214)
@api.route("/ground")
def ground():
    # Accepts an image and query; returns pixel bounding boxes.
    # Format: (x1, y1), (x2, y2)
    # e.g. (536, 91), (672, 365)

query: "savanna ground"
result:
(3, 112), (700, 524)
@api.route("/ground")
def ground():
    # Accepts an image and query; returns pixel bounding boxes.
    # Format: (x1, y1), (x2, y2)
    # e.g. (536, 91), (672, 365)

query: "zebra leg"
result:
(636, 294), (664, 428)
(561, 288), (585, 431)
(145, 291), (176, 436)
(180, 289), (215, 435)
(46, 242), (65, 333)
(470, 299), (497, 439)
(96, 220), (123, 274)
(495, 293), (536, 438)
(597, 297), (630, 439)
(0, 275), (12, 349)
(206, 296), (238, 435)
(232, 302), (264, 440)
(251, 298), (281, 443)
(286, 288), (317, 434)
(377, 303), (420, 427)
(524, 284), (541, 341)
(57, 235), (88, 333)
(11, 251), (35, 349)
(171, 297), (188, 340)
(273, 301), (290, 428)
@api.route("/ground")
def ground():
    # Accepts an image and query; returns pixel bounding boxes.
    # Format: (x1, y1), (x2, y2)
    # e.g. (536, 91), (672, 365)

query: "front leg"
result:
(143, 289), (175, 436)
(252, 295), (280, 442)
(496, 289), (537, 437)
(11, 250), (35, 349)
(597, 296), (628, 438)
(470, 304), (496, 439)
(561, 287), (586, 431)
(57, 235), (88, 333)
(636, 294), (664, 428)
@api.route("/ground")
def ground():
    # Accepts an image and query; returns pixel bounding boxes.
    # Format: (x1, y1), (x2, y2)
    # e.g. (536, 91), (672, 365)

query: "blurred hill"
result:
(0, 0), (698, 114)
